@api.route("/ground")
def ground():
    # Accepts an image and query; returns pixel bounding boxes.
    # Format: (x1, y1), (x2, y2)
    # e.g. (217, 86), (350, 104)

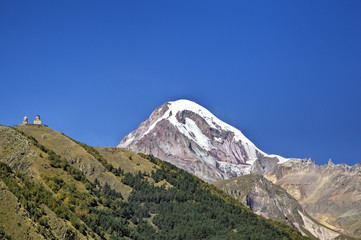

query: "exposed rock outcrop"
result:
(213, 174), (340, 240)
(266, 158), (361, 238)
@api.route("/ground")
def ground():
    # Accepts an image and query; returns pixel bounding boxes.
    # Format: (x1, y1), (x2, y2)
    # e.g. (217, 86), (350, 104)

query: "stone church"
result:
(22, 115), (42, 125)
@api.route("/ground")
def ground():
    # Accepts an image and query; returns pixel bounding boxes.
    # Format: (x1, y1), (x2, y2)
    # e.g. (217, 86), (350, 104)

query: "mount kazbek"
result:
(118, 99), (287, 182)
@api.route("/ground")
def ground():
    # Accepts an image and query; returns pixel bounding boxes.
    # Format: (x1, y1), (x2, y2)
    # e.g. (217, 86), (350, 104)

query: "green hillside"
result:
(0, 124), (309, 240)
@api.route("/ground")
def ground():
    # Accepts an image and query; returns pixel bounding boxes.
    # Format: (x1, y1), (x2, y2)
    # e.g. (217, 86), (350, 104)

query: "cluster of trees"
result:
(120, 157), (306, 240)
(43, 174), (130, 238)
(0, 162), (75, 239)
(0, 226), (12, 240)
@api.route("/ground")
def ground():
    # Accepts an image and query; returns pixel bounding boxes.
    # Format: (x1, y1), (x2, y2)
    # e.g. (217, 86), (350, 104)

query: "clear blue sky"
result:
(1, 1), (360, 166)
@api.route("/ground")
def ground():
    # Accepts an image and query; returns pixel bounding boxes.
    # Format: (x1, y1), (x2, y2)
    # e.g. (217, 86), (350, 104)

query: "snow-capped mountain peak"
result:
(119, 99), (287, 181)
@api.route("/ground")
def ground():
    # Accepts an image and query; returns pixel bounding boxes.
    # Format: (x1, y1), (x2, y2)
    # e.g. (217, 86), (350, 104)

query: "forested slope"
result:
(0, 124), (308, 240)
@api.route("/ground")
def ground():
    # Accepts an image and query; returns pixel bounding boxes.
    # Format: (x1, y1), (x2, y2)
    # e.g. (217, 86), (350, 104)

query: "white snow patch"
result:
(268, 154), (289, 164)
(190, 145), (217, 167)
(159, 99), (287, 162)
(120, 135), (134, 148)
(217, 161), (253, 177)
(168, 100), (259, 156)
(181, 118), (214, 151)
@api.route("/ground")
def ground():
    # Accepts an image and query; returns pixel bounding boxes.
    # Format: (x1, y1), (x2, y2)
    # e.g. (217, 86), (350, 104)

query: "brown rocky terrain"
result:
(266, 158), (361, 238)
(213, 173), (341, 240)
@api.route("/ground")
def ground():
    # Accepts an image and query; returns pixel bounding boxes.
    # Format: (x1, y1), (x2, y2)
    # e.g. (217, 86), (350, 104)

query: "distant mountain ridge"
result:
(213, 173), (340, 240)
(266, 158), (361, 238)
(119, 99), (287, 182)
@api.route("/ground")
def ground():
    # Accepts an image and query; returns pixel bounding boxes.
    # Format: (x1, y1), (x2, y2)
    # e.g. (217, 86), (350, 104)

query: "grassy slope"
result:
(0, 180), (45, 240)
(0, 124), (309, 240)
(0, 125), (91, 239)
(95, 147), (157, 174)
(16, 125), (132, 199)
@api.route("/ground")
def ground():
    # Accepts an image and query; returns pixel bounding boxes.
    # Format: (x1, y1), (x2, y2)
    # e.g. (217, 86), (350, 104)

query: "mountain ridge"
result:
(212, 173), (341, 240)
(0, 124), (308, 240)
(266, 158), (361, 238)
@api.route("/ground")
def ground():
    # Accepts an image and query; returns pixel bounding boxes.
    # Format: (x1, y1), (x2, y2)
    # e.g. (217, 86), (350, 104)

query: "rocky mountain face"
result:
(213, 174), (340, 240)
(118, 100), (287, 182)
(266, 158), (361, 238)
